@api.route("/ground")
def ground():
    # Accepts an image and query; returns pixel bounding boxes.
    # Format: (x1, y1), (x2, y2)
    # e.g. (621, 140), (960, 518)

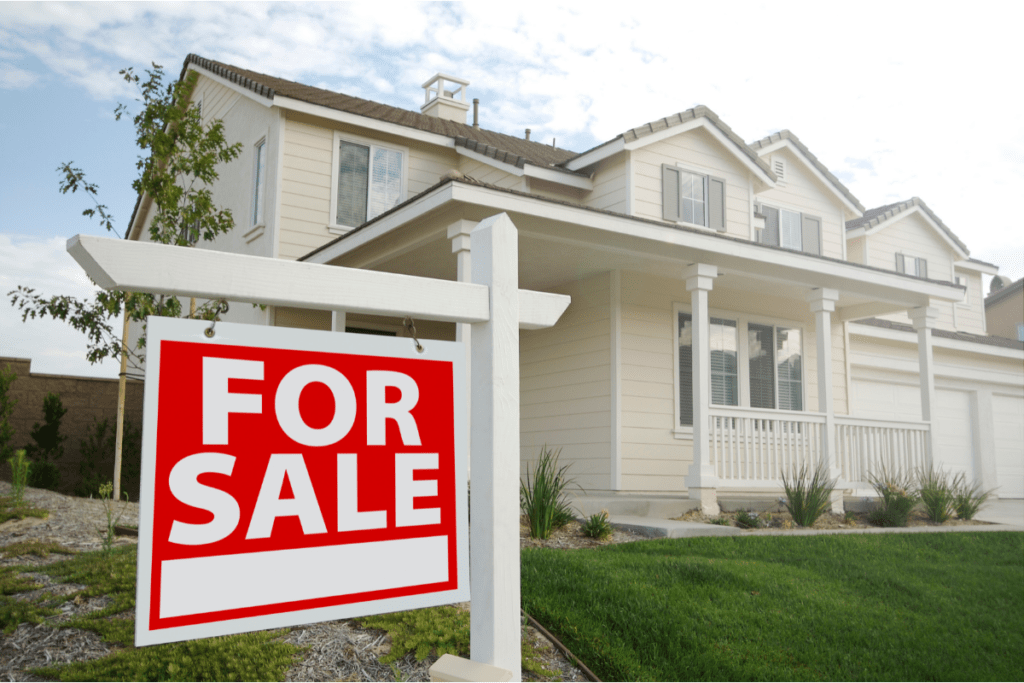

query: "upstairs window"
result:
(896, 253), (928, 279)
(663, 165), (726, 232)
(332, 134), (406, 229)
(758, 203), (821, 255)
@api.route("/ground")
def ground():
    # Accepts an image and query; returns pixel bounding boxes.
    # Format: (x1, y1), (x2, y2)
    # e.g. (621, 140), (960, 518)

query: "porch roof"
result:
(302, 176), (965, 319)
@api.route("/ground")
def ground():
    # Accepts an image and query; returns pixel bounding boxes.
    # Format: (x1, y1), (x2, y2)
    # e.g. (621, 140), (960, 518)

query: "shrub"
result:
(77, 418), (142, 499)
(25, 392), (67, 490)
(918, 465), (956, 523)
(360, 605), (469, 662)
(868, 464), (919, 527)
(8, 449), (30, 506)
(0, 364), (17, 464)
(520, 445), (577, 540)
(708, 516), (731, 526)
(734, 509), (762, 529)
(781, 461), (837, 527)
(952, 476), (994, 520)
(582, 509), (613, 540)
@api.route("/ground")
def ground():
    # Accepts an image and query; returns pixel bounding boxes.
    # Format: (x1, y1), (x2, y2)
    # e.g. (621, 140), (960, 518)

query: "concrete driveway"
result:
(976, 498), (1024, 527)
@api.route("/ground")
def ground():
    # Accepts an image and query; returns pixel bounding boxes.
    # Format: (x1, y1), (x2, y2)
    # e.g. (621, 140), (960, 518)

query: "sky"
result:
(2, 2), (1023, 379)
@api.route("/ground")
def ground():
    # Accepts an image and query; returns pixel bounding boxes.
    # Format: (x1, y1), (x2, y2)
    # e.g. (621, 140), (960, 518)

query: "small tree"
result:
(0, 364), (17, 465)
(24, 392), (67, 491)
(8, 62), (243, 496)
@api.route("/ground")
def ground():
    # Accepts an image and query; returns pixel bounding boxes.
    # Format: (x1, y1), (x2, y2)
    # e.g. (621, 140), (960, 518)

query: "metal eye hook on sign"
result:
(204, 299), (231, 338)
(403, 317), (425, 353)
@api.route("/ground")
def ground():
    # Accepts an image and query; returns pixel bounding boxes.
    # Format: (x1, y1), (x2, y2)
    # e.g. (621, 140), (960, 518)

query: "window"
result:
(331, 135), (405, 229)
(662, 165), (726, 231)
(955, 275), (969, 305)
(896, 253), (928, 278)
(677, 308), (804, 427)
(252, 139), (267, 227)
(758, 203), (821, 255)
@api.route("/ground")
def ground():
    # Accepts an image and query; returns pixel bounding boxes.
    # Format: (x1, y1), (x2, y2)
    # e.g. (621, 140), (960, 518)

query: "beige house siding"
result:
(520, 272), (611, 492)
(867, 212), (958, 329)
(754, 147), (846, 260)
(986, 285), (1024, 340)
(278, 114), (457, 261)
(632, 128), (751, 239)
(584, 154), (627, 213)
(953, 268), (986, 334)
(846, 235), (866, 265)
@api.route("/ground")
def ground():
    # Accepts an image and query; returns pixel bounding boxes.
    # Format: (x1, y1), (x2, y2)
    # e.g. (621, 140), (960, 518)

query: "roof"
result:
(748, 130), (865, 213)
(985, 277), (1023, 308)
(564, 105), (776, 179)
(852, 317), (1024, 350)
(182, 54), (578, 170)
(845, 197), (970, 255)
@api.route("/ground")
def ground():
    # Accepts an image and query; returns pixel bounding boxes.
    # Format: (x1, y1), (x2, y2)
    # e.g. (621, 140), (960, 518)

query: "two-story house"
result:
(127, 55), (1024, 512)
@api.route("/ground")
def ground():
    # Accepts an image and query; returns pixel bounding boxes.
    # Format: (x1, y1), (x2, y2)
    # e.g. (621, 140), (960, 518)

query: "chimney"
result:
(421, 73), (471, 123)
(473, 98), (479, 129)
(525, 128), (531, 141)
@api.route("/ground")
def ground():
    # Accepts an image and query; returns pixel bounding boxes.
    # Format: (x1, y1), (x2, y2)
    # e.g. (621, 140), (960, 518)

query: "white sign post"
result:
(68, 213), (565, 679)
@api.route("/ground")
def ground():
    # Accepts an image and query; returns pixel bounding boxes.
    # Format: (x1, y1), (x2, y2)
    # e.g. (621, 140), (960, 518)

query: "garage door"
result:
(993, 395), (1024, 499)
(933, 390), (975, 480)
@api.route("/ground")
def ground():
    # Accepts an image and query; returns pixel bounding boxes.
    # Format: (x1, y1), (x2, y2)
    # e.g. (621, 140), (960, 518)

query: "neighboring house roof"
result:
(562, 105), (776, 182)
(985, 277), (1023, 308)
(748, 130), (865, 214)
(182, 54), (578, 170)
(853, 317), (1024, 350)
(845, 197), (970, 255)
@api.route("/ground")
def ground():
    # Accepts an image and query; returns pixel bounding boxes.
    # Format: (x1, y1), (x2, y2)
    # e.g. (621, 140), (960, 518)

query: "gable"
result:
(865, 210), (957, 277)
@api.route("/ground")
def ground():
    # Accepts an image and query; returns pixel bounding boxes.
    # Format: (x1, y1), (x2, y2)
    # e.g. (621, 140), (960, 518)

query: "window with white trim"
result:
(896, 253), (928, 278)
(676, 308), (804, 427)
(662, 165), (726, 231)
(756, 203), (821, 255)
(252, 138), (267, 227)
(331, 133), (406, 229)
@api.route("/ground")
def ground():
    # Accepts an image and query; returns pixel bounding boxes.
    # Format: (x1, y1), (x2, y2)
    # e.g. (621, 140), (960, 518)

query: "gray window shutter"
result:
(761, 206), (780, 246)
(895, 253), (905, 273)
(917, 258), (928, 279)
(801, 215), (821, 255)
(663, 165), (681, 222)
(708, 176), (726, 232)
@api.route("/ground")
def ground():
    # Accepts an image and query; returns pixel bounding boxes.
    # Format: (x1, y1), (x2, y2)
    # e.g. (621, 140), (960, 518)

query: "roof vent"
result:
(772, 156), (786, 182)
(421, 73), (471, 123)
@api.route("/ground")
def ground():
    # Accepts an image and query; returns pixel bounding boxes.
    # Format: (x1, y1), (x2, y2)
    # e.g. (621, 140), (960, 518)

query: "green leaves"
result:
(781, 461), (838, 528)
(521, 445), (578, 540)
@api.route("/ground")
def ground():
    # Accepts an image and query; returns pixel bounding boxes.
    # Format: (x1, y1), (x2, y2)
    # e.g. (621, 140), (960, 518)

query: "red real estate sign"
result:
(135, 318), (469, 646)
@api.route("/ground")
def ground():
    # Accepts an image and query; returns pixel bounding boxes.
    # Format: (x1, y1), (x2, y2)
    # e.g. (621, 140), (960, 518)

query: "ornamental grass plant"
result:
(582, 509), (613, 540)
(520, 445), (577, 540)
(868, 463), (919, 527)
(780, 461), (837, 527)
(917, 465), (957, 523)
(952, 476), (994, 520)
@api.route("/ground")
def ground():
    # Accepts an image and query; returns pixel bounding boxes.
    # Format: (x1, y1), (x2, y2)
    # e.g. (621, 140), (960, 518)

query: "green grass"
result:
(522, 532), (1024, 681)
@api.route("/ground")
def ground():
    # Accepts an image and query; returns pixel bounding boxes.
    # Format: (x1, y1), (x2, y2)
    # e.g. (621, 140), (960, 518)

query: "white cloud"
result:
(0, 235), (121, 379)
(0, 63), (38, 89)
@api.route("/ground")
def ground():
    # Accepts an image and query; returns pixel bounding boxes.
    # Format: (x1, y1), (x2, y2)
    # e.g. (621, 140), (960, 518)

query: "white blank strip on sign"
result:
(160, 536), (449, 619)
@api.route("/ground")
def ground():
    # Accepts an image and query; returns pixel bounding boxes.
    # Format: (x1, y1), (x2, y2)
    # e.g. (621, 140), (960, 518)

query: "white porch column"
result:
(469, 214), (521, 678)
(909, 305), (939, 465)
(330, 310), (346, 333)
(448, 220), (474, 478)
(683, 263), (719, 515)
(807, 288), (843, 513)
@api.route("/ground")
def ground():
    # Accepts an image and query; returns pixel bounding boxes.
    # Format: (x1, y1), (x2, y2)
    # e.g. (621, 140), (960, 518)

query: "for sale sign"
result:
(135, 318), (468, 646)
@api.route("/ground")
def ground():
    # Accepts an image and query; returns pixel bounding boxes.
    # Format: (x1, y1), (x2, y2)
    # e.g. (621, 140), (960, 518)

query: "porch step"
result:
(568, 493), (698, 519)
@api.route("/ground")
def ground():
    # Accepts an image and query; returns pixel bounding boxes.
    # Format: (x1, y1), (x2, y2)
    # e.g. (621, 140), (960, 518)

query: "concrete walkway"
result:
(609, 498), (1024, 539)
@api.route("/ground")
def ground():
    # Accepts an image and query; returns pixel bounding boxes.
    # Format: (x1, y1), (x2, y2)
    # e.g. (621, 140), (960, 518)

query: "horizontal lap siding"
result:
(584, 156), (627, 213)
(868, 212), (958, 330)
(632, 128), (750, 239)
(520, 273), (611, 492)
(754, 146), (846, 259)
(456, 158), (521, 189)
(279, 116), (456, 261)
(953, 269), (985, 335)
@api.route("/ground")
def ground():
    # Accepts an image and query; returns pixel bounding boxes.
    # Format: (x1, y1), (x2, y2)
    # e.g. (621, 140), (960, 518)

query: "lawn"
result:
(521, 532), (1024, 681)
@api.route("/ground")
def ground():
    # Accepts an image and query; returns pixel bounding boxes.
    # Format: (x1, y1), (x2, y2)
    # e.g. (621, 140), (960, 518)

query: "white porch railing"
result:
(708, 407), (826, 485)
(835, 416), (930, 485)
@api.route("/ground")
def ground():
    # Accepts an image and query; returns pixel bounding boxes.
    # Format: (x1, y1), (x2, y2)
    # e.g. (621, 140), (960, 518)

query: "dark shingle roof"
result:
(182, 54), (579, 170)
(852, 317), (1024, 350)
(564, 105), (775, 180)
(748, 130), (865, 213)
(985, 277), (1023, 307)
(845, 197), (970, 256)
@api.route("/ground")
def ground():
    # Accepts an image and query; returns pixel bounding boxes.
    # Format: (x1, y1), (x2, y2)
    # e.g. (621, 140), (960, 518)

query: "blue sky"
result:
(2, 2), (1023, 378)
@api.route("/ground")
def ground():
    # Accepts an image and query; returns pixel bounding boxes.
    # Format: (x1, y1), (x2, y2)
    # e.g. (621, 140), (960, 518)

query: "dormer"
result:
(421, 73), (471, 123)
